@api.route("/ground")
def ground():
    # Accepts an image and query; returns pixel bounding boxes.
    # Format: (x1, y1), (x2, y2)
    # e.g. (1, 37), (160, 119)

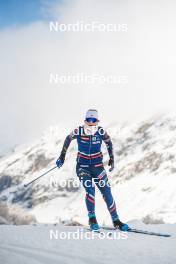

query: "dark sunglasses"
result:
(85, 117), (98, 123)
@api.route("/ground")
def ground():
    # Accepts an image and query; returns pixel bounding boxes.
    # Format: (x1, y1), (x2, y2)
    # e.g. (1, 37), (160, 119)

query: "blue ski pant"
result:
(76, 164), (118, 221)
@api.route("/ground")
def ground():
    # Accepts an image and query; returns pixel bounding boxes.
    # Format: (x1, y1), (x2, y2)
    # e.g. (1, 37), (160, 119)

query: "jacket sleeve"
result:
(101, 128), (114, 158)
(59, 128), (78, 159)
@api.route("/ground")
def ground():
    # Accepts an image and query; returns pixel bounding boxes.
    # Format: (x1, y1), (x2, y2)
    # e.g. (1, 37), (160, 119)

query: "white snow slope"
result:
(0, 221), (176, 264)
(0, 113), (176, 226)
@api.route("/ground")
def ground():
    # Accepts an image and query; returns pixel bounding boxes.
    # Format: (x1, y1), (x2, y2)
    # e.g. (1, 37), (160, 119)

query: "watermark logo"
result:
(49, 21), (128, 32)
(50, 228), (128, 240)
(49, 73), (128, 85)
(49, 175), (118, 190)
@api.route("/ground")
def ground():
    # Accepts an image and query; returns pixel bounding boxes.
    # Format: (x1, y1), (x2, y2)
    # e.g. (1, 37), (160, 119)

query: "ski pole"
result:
(24, 166), (57, 187)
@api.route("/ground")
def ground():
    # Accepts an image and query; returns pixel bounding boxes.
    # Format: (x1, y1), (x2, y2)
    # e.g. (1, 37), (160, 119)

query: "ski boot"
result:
(113, 218), (129, 231)
(89, 214), (100, 231)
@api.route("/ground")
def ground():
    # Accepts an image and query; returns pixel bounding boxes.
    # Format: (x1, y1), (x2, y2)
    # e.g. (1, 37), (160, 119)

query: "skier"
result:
(56, 109), (129, 231)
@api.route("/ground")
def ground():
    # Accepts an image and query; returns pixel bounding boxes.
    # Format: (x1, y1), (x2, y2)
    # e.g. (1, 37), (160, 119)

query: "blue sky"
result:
(0, 0), (58, 28)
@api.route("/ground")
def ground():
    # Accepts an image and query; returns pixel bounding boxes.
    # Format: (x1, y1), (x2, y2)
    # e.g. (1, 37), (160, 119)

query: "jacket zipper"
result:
(89, 135), (92, 165)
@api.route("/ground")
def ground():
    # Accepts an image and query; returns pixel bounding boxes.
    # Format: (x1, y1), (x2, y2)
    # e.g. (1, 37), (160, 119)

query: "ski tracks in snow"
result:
(0, 224), (176, 264)
(0, 243), (77, 264)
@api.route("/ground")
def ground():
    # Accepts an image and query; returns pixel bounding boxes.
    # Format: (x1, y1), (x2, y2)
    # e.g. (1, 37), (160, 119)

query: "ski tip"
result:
(128, 228), (171, 237)
(157, 234), (171, 238)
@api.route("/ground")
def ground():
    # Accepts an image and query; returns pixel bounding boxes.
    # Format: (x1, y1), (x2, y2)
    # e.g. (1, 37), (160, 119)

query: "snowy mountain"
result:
(0, 113), (176, 225)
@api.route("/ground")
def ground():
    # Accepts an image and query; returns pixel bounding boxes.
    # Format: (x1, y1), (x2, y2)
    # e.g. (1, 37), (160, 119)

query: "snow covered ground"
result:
(0, 221), (175, 264)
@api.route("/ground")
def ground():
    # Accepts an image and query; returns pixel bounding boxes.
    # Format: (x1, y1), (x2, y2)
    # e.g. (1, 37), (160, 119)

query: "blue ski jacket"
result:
(59, 126), (113, 165)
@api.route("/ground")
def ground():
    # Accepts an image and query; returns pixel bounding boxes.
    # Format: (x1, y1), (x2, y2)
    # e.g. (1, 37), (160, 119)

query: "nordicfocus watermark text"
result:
(49, 21), (128, 32)
(50, 228), (128, 240)
(49, 176), (118, 190)
(49, 73), (128, 85)
(43, 126), (123, 139)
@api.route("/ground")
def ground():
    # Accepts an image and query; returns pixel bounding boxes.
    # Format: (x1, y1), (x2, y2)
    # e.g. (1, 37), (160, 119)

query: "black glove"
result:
(108, 156), (114, 172)
(56, 154), (65, 168)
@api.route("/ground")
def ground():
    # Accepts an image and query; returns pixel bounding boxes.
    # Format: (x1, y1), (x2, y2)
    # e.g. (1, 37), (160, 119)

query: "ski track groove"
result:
(0, 243), (94, 264)
(0, 244), (76, 264)
(0, 246), (42, 264)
